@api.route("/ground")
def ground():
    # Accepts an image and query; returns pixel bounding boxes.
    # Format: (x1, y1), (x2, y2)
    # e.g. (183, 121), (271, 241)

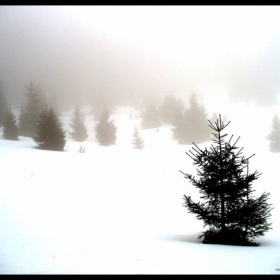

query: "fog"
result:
(1, 5), (280, 110)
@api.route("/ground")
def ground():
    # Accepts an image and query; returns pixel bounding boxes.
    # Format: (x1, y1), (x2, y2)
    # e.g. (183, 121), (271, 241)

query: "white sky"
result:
(62, 5), (280, 106)
(60, 6), (280, 61)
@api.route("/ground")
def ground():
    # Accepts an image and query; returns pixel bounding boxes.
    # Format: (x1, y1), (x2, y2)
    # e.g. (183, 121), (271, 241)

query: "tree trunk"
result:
(221, 192), (226, 230)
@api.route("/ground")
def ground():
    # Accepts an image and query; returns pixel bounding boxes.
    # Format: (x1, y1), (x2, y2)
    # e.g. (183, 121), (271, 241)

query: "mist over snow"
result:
(1, 6), (280, 109)
(1, 5), (280, 274)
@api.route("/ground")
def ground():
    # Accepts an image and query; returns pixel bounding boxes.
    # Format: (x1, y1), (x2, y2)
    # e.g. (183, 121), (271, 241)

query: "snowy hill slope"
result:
(0, 104), (280, 274)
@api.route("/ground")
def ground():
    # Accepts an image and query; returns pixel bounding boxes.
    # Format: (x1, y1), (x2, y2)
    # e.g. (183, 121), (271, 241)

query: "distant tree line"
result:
(140, 93), (226, 145)
(1, 78), (227, 151)
(0, 81), (119, 151)
(1, 80), (278, 153)
(140, 93), (211, 145)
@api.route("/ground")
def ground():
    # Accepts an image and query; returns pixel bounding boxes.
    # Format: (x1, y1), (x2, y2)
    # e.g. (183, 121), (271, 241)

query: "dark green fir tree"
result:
(180, 115), (272, 246)
(19, 82), (44, 137)
(33, 105), (66, 151)
(95, 109), (117, 146)
(3, 108), (19, 140)
(69, 105), (88, 142)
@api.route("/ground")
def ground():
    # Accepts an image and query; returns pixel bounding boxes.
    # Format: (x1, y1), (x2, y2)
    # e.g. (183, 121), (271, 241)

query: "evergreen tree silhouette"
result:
(173, 93), (210, 144)
(0, 81), (8, 127)
(159, 94), (185, 125)
(180, 115), (272, 246)
(69, 105), (88, 142)
(19, 82), (44, 137)
(95, 109), (117, 146)
(132, 126), (144, 149)
(210, 112), (229, 124)
(209, 112), (229, 140)
(3, 108), (19, 140)
(267, 114), (280, 152)
(141, 104), (161, 129)
(33, 105), (66, 151)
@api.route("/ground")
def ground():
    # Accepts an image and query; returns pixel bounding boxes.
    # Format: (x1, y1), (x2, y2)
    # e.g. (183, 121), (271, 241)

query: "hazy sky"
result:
(1, 5), (280, 109)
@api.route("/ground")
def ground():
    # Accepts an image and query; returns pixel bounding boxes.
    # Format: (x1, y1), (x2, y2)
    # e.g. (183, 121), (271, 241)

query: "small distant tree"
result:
(132, 126), (144, 149)
(19, 82), (44, 137)
(3, 108), (19, 140)
(0, 82), (8, 127)
(95, 109), (117, 146)
(69, 105), (88, 142)
(266, 114), (280, 153)
(141, 104), (161, 129)
(33, 105), (66, 151)
(180, 115), (272, 246)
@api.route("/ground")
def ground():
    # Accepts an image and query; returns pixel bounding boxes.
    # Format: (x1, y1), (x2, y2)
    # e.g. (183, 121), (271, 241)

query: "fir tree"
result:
(210, 112), (229, 126)
(141, 104), (161, 129)
(0, 81), (8, 127)
(69, 105), (88, 142)
(159, 94), (185, 125)
(266, 114), (280, 152)
(180, 115), (272, 246)
(132, 126), (144, 149)
(19, 82), (44, 137)
(33, 105), (66, 151)
(3, 108), (19, 140)
(210, 112), (228, 140)
(95, 109), (117, 146)
(173, 93), (210, 144)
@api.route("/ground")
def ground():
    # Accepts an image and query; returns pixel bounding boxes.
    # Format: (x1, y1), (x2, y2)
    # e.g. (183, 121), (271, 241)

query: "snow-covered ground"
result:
(0, 103), (280, 274)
